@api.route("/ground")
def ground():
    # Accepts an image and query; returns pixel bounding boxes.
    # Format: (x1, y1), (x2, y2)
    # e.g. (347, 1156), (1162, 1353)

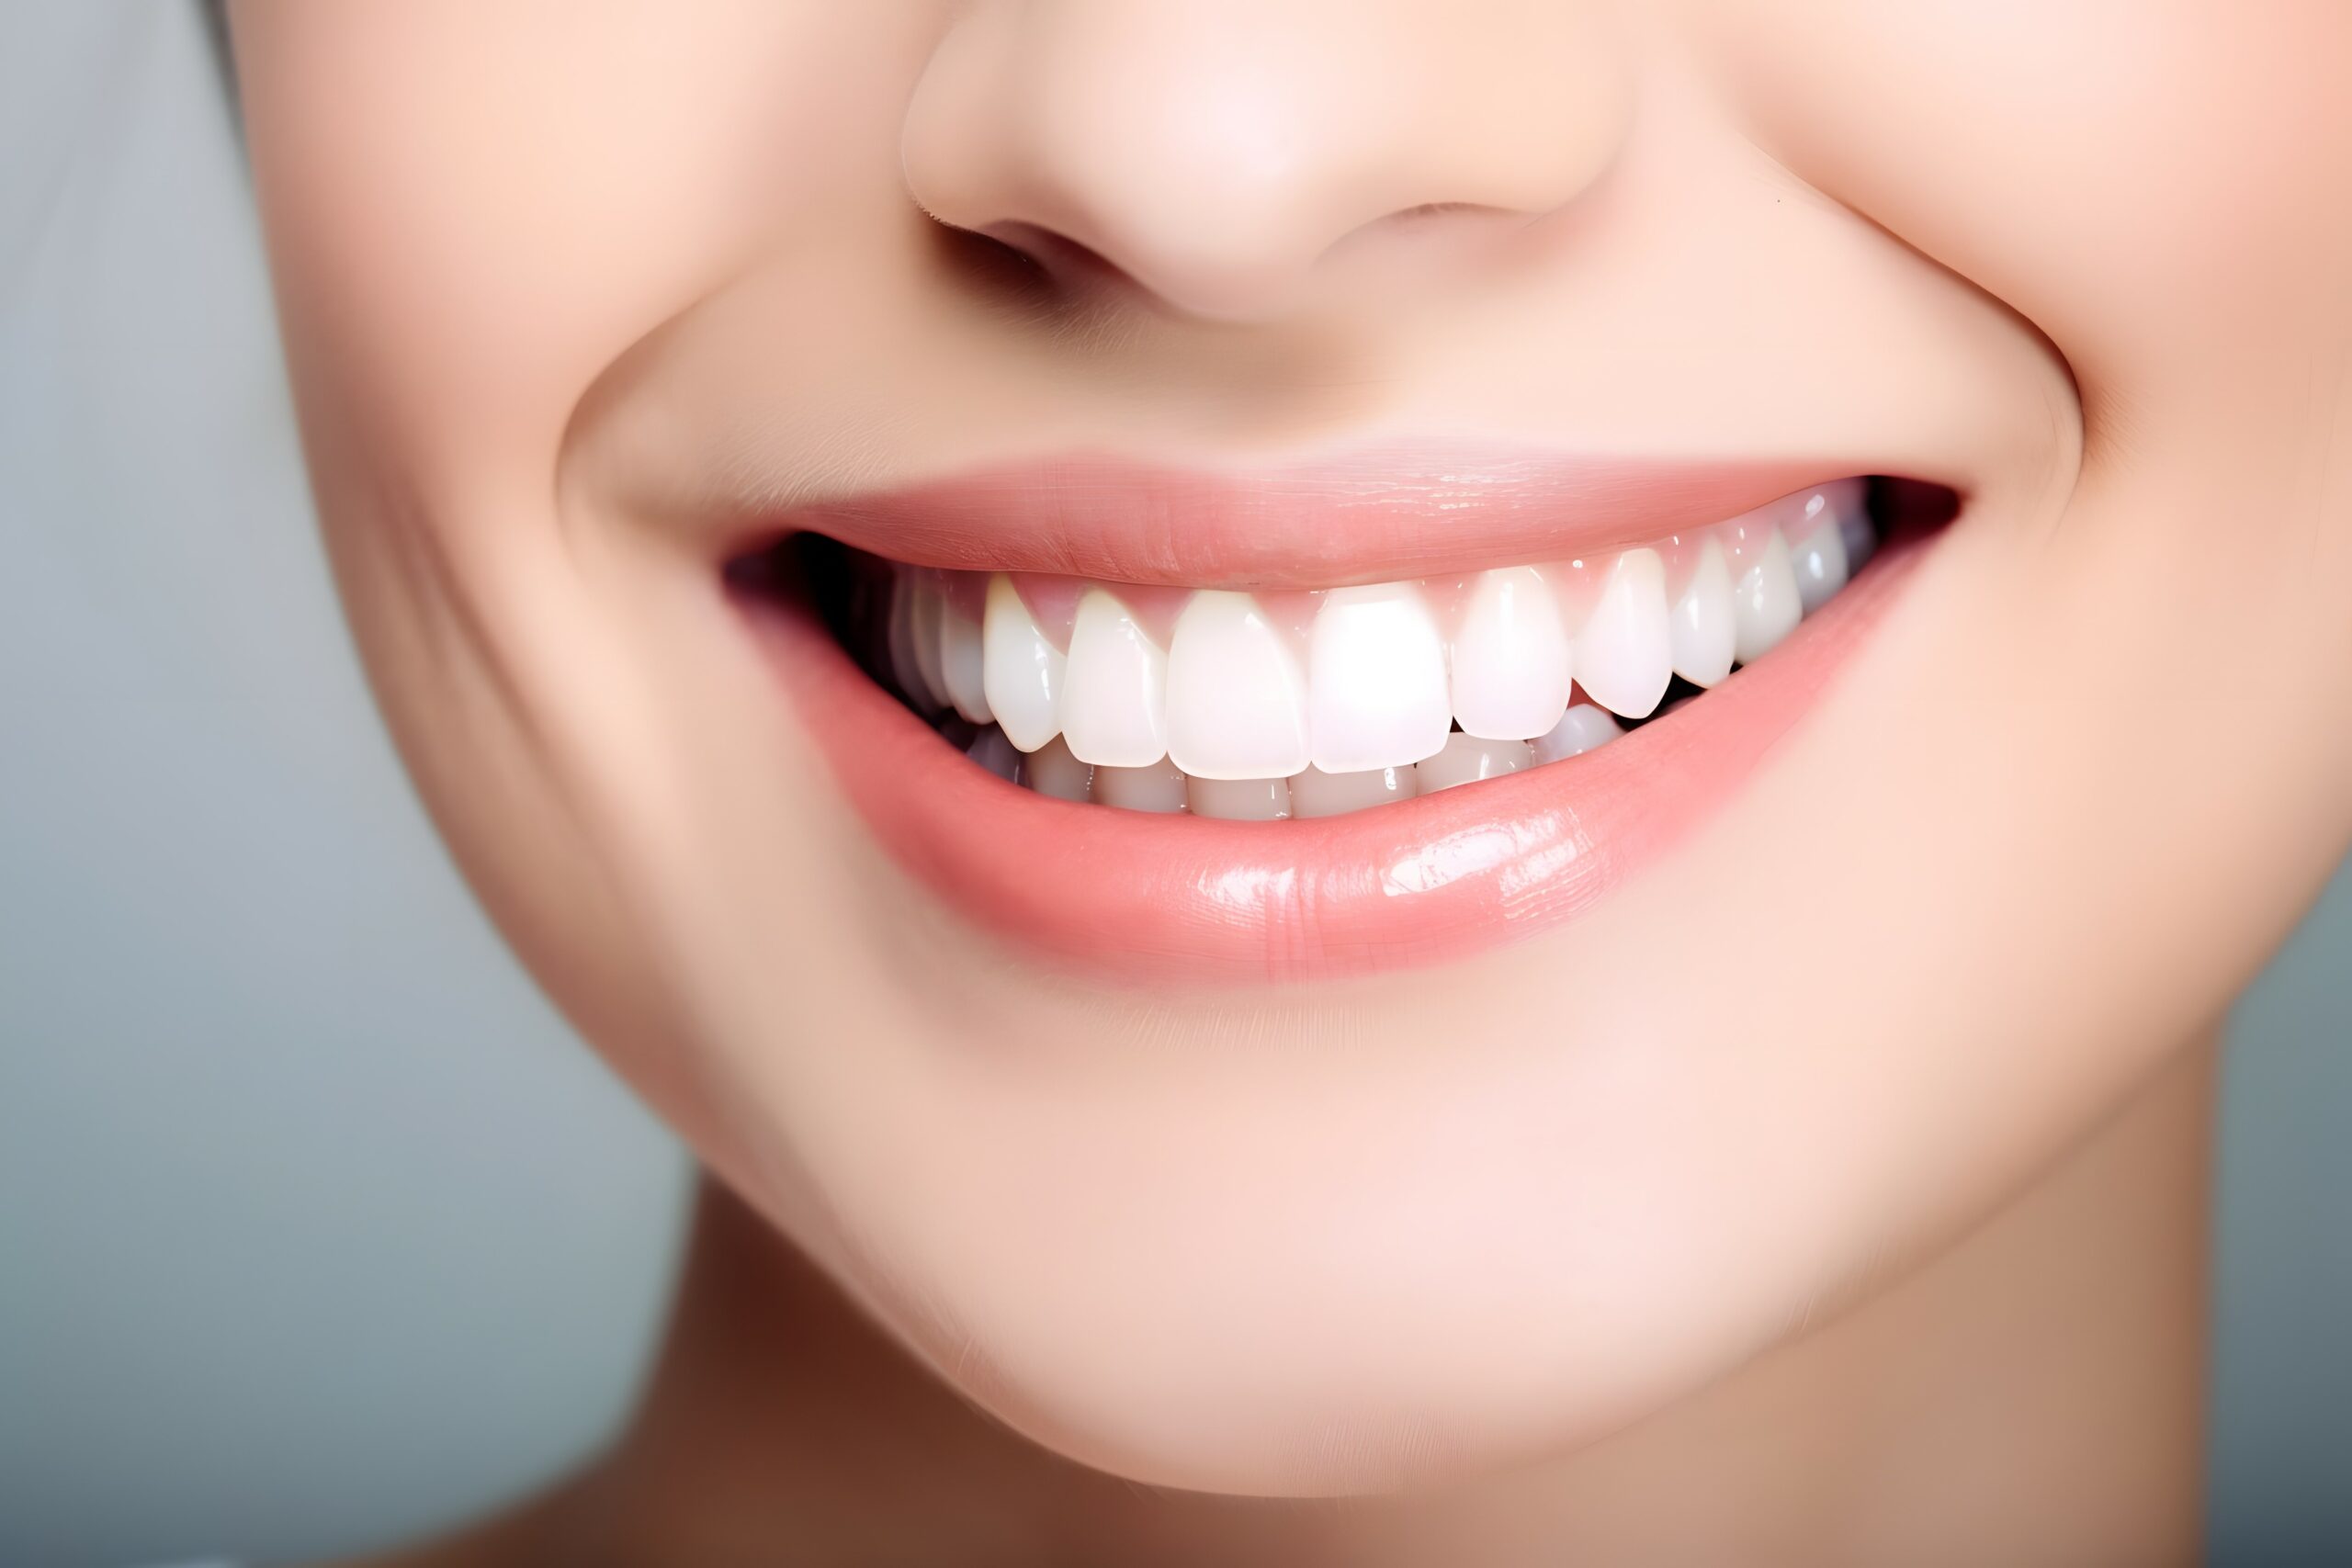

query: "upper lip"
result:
(753, 445), (1894, 589)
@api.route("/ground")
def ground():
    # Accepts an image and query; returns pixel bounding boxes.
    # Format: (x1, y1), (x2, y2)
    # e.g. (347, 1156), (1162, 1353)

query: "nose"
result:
(902, 0), (1630, 323)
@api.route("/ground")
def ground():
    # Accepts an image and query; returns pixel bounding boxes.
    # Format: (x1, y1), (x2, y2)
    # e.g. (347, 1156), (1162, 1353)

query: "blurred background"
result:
(0, 6), (2344, 1564)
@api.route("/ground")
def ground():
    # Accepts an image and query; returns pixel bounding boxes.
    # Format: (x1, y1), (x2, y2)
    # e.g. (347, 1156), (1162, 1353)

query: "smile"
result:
(729, 452), (1953, 982)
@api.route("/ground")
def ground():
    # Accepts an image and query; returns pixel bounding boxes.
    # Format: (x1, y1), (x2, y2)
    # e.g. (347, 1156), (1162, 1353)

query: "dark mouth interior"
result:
(729, 477), (1955, 752)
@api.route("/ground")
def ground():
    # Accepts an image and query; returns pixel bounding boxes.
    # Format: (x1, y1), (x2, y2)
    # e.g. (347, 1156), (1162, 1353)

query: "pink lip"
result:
(766, 446), (1860, 589)
(741, 525), (1930, 987)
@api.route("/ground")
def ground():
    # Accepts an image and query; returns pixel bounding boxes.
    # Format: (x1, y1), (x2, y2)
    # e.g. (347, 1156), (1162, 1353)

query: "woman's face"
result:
(232, 1), (2352, 1493)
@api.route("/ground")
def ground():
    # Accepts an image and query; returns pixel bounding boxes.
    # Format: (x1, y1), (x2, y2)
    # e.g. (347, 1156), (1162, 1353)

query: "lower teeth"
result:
(962, 706), (1624, 818)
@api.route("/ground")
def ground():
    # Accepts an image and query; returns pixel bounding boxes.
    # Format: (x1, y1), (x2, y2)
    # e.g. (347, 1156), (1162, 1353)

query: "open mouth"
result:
(727, 455), (1955, 983)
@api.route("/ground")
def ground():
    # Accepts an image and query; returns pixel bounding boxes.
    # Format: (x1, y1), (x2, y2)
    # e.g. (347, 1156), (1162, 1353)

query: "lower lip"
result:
(742, 535), (1930, 986)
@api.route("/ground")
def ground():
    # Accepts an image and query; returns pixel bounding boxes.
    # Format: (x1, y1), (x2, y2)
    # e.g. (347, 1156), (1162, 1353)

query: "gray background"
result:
(0, 6), (2343, 1564)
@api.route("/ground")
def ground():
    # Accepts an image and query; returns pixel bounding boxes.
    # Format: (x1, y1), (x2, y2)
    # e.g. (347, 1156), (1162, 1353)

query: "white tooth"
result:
(1022, 735), (1093, 802)
(964, 725), (1020, 782)
(1060, 590), (1170, 767)
(980, 573), (1065, 751)
(1530, 703), (1623, 764)
(1449, 566), (1572, 741)
(1287, 763), (1419, 818)
(1092, 758), (1188, 813)
(1306, 583), (1452, 773)
(1572, 547), (1673, 719)
(1789, 515), (1849, 615)
(1187, 775), (1293, 820)
(1668, 537), (1736, 689)
(1414, 733), (1534, 795)
(909, 573), (953, 712)
(940, 593), (992, 724)
(1165, 592), (1310, 780)
(1732, 530), (1804, 664)
(886, 570), (929, 704)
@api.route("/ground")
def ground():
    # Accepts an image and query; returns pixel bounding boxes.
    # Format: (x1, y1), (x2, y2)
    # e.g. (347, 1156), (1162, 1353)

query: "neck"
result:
(512, 1034), (2211, 1566)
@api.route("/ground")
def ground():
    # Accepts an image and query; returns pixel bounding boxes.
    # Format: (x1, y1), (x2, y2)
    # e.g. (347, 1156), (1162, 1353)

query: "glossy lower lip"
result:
(761, 446), (1868, 590)
(740, 527), (1932, 987)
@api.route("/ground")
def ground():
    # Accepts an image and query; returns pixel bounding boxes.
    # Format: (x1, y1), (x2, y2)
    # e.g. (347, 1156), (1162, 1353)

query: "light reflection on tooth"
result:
(964, 725), (1021, 782)
(1166, 591), (1310, 780)
(1188, 775), (1292, 820)
(1789, 516), (1849, 615)
(981, 572), (1065, 751)
(1287, 763), (1418, 818)
(1572, 548), (1673, 719)
(940, 600), (992, 724)
(1061, 589), (1170, 767)
(1307, 582), (1452, 773)
(1415, 733), (1534, 794)
(1450, 565), (1572, 740)
(1093, 758), (1189, 813)
(1733, 530), (1803, 664)
(1813, 477), (1869, 529)
(1668, 536), (1736, 688)
(1530, 703), (1623, 764)
(1023, 735), (1093, 802)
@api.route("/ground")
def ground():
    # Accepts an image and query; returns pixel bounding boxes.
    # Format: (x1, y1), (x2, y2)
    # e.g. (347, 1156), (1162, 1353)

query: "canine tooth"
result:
(1668, 536), (1736, 688)
(1165, 592), (1311, 780)
(1789, 516), (1849, 615)
(1415, 733), (1534, 794)
(1188, 775), (1293, 820)
(909, 573), (953, 711)
(1093, 758), (1189, 813)
(1287, 763), (1419, 818)
(940, 597), (992, 724)
(1061, 589), (1170, 767)
(965, 725), (1021, 782)
(1733, 530), (1804, 664)
(981, 573), (1065, 751)
(1450, 566), (1572, 740)
(1531, 703), (1623, 764)
(1023, 735), (1093, 802)
(1307, 583), (1452, 773)
(1572, 548), (1672, 719)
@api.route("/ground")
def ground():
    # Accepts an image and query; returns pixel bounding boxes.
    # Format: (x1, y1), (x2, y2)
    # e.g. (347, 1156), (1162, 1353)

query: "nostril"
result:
(923, 216), (1056, 302)
(928, 215), (1169, 314)
(977, 220), (1137, 301)
(1392, 201), (1483, 222)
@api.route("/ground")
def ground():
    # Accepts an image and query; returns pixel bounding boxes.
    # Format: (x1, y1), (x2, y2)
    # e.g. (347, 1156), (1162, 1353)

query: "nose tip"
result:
(902, 0), (1629, 323)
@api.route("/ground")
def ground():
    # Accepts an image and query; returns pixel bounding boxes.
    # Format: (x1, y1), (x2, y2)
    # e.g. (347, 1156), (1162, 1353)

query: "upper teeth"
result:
(893, 479), (1868, 782)
(1168, 591), (1313, 779)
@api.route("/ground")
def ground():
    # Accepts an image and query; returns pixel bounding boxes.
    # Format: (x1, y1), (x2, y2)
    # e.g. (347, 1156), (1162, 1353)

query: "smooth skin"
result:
(226, 3), (2352, 1562)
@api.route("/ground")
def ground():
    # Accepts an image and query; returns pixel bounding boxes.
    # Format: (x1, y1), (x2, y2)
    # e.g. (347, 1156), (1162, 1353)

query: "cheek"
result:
(1680, 0), (2352, 398)
(234, 0), (937, 497)
(1689, 0), (2352, 784)
(227, 2), (952, 1174)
